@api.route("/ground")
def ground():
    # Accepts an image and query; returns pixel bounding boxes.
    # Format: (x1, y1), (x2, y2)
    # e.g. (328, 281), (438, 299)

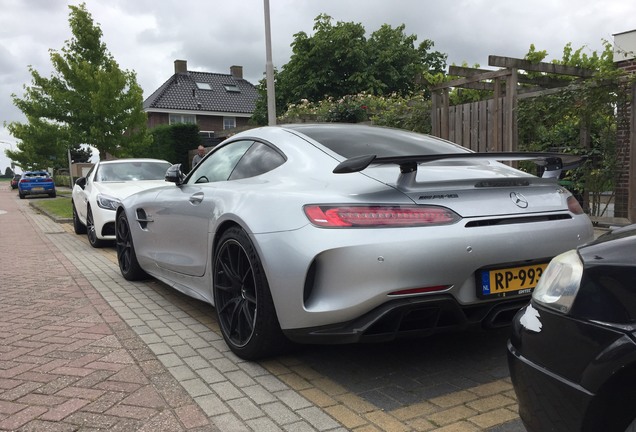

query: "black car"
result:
(507, 224), (636, 432)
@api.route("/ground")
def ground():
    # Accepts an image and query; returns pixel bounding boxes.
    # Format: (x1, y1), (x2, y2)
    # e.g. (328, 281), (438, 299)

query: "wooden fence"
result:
(431, 97), (513, 153)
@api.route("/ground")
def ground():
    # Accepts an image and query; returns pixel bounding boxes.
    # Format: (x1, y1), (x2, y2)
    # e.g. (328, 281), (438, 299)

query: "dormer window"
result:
(196, 82), (212, 90)
(224, 84), (240, 92)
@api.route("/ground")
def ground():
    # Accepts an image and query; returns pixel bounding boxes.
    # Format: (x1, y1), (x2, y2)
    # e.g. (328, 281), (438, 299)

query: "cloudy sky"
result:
(1, 0), (634, 172)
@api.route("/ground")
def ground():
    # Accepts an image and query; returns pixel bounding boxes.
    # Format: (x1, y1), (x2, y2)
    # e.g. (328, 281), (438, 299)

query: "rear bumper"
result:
(19, 186), (56, 195)
(256, 215), (593, 331)
(283, 294), (529, 344)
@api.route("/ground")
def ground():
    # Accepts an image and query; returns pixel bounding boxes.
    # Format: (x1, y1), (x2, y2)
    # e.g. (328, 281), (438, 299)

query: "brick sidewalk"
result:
(0, 188), (216, 431)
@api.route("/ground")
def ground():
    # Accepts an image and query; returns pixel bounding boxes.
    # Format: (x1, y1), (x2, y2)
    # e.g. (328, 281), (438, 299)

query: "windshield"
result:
(96, 161), (171, 182)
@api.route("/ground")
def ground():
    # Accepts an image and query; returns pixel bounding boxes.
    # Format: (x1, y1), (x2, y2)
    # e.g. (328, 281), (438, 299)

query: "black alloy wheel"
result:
(115, 211), (147, 281)
(72, 201), (87, 234)
(213, 227), (289, 360)
(86, 206), (105, 248)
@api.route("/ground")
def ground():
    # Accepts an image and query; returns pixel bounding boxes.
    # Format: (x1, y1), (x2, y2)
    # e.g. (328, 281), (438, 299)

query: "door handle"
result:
(189, 192), (204, 205)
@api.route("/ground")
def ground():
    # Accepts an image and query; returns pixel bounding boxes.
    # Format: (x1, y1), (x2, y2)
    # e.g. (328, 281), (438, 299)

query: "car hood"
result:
(93, 180), (169, 200)
(362, 162), (569, 217)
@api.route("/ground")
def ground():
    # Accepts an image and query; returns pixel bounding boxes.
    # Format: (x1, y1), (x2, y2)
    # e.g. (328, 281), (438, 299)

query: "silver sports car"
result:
(115, 124), (594, 360)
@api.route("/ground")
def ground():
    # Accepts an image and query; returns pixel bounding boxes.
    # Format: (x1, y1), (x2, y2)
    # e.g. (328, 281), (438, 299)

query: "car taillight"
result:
(43, 178), (54, 183)
(303, 205), (460, 228)
(567, 196), (584, 215)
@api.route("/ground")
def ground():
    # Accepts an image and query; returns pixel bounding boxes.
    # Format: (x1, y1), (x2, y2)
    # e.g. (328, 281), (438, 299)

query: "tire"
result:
(115, 210), (148, 281)
(86, 206), (105, 248)
(72, 201), (87, 235)
(49, 191), (56, 198)
(627, 418), (636, 432)
(19, 192), (25, 199)
(213, 227), (290, 360)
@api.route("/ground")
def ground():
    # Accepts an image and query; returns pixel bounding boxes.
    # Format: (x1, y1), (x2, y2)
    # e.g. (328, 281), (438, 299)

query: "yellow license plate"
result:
(478, 263), (547, 298)
(32, 187), (43, 191)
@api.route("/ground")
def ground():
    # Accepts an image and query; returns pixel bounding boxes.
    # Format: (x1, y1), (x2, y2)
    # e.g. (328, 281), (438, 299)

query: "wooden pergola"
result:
(431, 55), (594, 154)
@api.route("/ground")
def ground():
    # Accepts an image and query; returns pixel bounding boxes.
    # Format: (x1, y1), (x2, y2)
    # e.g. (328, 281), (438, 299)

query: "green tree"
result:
(366, 24), (445, 96)
(70, 145), (92, 164)
(276, 14), (368, 106)
(138, 123), (201, 170)
(517, 41), (621, 215)
(255, 14), (446, 124)
(7, 2), (150, 168)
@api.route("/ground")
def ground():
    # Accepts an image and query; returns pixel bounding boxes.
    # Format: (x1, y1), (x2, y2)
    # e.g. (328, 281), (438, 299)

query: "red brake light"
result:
(567, 196), (584, 215)
(304, 205), (460, 228)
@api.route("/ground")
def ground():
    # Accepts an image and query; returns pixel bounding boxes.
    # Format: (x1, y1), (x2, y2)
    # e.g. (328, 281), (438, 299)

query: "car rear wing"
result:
(333, 152), (585, 188)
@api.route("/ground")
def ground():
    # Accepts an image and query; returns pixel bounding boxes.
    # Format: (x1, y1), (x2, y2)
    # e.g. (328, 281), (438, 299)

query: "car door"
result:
(150, 140), (256, 277)
(75, 165), (96, 223)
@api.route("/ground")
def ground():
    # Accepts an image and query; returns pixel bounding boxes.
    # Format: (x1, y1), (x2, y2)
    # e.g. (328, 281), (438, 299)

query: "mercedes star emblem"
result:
(510, 192), (529, 208)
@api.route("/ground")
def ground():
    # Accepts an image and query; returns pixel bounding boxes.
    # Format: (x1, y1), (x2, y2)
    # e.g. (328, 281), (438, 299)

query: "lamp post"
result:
(263, 0), (276, 125)
(67, 146), (73, 188)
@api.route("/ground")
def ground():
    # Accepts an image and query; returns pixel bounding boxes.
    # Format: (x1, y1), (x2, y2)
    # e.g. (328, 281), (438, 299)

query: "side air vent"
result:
(465, 214), (571, 228)
(135, 208), (150, 230)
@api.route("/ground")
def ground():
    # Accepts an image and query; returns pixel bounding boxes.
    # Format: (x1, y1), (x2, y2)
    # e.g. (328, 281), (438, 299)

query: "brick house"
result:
(143, 60), (259, 146)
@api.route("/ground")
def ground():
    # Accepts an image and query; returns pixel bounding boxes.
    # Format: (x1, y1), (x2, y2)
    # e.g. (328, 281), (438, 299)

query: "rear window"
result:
(24, 172), (49, 178)
(286, 124), (470, 158)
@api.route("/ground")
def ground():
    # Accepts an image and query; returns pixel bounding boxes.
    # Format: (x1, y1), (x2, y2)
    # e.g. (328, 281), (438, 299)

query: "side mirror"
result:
(75, 177), (87, 189)
(165, 164), (185, 184)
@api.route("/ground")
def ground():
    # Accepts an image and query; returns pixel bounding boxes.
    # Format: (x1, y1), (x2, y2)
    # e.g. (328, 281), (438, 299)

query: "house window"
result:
(224, 84), (240, 92)
(169, 114), (196, 125)
(196, 82), (212, 90)
(223, 117), (236, 130)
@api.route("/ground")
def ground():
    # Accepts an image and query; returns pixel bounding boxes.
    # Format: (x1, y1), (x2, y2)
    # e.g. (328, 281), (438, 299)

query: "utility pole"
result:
(263, 0), (276, 125)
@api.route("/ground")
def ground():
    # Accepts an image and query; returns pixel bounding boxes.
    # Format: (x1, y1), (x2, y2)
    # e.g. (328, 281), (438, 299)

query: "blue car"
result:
(18, 171), (56, 199)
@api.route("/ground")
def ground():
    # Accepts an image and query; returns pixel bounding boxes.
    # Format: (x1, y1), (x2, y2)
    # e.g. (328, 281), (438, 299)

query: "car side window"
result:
(229, 142), (285, 180)
(188, 140), (253, 184)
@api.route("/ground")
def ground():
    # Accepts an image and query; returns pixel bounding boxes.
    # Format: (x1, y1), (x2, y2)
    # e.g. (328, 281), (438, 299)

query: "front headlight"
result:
(96, 194), (121, 211)
(532, 249), (583, 314)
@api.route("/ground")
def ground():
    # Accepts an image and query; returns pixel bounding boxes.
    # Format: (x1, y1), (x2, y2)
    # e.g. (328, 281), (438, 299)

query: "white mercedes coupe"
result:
(72, 158), (172, 247)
